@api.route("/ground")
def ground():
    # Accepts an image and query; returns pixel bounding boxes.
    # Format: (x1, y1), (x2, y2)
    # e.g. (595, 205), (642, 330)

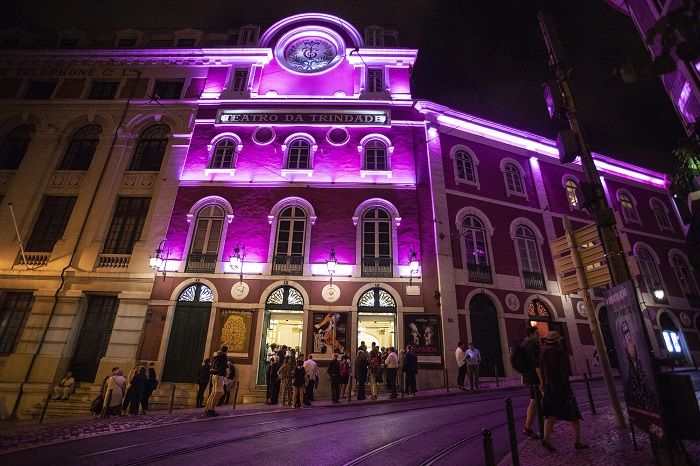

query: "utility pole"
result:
(538, 11), (630, 428)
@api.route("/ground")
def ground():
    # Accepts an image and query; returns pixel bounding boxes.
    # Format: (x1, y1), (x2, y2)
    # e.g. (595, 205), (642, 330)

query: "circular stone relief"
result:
(505, 294), (520, 311)
(283, 36), (338, 73)
(322, 284), (341, 303)
(577, 301), (588, 317)
(231, 281), (250, 300)
(327, 127), (349, 146)
(680, 311), (691, 327)
(253, 127), (275, 145)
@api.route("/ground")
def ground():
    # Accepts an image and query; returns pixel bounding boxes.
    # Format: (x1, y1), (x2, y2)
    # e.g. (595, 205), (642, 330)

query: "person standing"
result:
(355, 346), (368, 401)
(339, 355), (351, 400)
(51, 372), (75, 400)
(328, 353), (341, 403)
(204, 345), (228, 416)
(520, 326), (543, 439)
(278, 357), (293, 408)
(268, 357), (281, 405)
(540, 331), (588, 451)
(385, 347), (399, 398)
(369, 345), (381, 400)
(455, 342), (467, 391)
(466, 342), (481, 390)
(303, 354), (318, 406)
(221, 360), (236, 405)
(292, 359), (306, 408)
(103, 369), (126, 417)
(196, 358), (211, 408)
(264, 356), (276, 404)
(140, 366), (158, 414)
(403, 345), (418, 396)
(127, 366), (147, 415)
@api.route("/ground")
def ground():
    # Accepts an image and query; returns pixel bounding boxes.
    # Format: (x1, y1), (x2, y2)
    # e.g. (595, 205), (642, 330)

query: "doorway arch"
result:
(469, 293), (504, 377)
(597, 306), (618, 368)
(162, 283), (213, 382)
(357, 287), (397, 351)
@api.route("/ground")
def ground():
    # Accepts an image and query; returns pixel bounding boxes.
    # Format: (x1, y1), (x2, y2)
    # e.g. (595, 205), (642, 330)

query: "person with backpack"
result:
(511, 326), (543, 439)
(204, 346), (228, 416)
(339, 355), (351, 400)
(327, 353), (341, 403)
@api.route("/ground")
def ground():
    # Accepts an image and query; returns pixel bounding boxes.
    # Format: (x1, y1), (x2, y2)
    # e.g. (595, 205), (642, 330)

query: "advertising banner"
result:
(311, 312), (347, 359)
(219, 310), (253, 358)
(404, 314), (442, 363)
(605, 281), (665, 440)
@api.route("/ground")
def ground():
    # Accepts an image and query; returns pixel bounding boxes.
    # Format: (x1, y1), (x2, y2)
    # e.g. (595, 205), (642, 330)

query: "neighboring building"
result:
(0, 13), (698, 415)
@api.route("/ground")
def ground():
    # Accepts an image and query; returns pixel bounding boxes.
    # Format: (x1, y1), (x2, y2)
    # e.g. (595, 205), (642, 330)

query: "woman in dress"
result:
(339, 355), (351, 401)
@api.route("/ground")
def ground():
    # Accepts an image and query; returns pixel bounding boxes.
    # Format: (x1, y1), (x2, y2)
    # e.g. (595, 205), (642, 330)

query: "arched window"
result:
(462, 215), (491, 283)
(185, 204), (224, 273)
(286, 138), (310, 169)
(0, 124), (34, 170)
(209, 139), (236, 170)
(636, 247), (664, 299)
(618, 192), (639, 223)
(59, 125), (101, 170)
(358, 287), (396, 311)
(129, 124), (169, 171)
(671, 253), (698, 295)
(455, 150), (475, 183)
(660, 313), (684, 357)
(364, 139), (387, 171)
(565, 179), (579, 208)
(651, 199), (672, 230)
(515, 225), (545, 290)
(504, 162), (524, 196)
(272, 206), (306, 275)
(362, 207), (392, 277)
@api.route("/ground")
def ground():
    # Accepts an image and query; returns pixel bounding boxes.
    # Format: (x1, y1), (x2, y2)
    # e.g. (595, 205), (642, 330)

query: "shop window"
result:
(58, 124), (101, 170)
(129, 124), (169, 171)
(0, 124), (34, 170)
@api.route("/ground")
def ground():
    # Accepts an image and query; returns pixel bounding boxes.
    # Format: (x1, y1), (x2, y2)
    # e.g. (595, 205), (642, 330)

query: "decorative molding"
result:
(121, 172), (157, 190)
(48, 170), (84, 191)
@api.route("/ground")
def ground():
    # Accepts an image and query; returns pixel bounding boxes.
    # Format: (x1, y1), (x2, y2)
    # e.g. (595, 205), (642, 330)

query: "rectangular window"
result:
(152, 80), (184, 100)
(25, 81), (56, 99)
(0, 292), (33, 355)
(238, 27), (258, 45)
(232, 68), (249, 93)
(367, 69), (383, 93)
(117, 38), (137, 48)
(102, 197), (151, 254)
(26, 196), (77, 252)
(176, 38), (196, 47)
(58, 38), (78, 49)
(88, 81), (119, 100)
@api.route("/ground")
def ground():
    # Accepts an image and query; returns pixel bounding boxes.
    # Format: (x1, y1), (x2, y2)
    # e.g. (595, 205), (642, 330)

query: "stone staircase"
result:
(26, 383), (96, 420)
(147, 382), (198, 411)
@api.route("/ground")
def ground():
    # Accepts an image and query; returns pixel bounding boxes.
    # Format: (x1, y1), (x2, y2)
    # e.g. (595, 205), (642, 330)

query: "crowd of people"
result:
(86, 362), (159, 417)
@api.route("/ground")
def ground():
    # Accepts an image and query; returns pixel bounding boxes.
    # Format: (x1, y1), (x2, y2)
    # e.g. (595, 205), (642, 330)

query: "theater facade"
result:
(0, 13), (698, 413)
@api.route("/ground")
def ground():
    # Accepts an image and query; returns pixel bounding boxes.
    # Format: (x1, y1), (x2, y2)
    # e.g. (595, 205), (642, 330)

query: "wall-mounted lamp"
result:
(149, 239), (170, 280)
(653, 287), (665, 302)
(229, 243), (246, 281)
(326, 247), (337, 285)
(409, 245), (420, 286)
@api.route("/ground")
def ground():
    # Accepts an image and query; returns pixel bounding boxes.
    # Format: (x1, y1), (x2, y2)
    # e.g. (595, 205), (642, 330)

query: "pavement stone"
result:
(0, 379), (521, 454)
(498, 403), (700, 466)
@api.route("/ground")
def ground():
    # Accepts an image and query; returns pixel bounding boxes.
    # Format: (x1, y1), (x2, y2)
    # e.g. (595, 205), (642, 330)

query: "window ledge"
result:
(455, 177), (479, 189)
(361, 170), (392, 178)
(204, 168), (236, 176)
(281, 169), (313, 177)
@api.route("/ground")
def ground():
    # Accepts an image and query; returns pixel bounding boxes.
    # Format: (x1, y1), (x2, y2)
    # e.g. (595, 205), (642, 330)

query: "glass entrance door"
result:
(357, 313), (396, 350)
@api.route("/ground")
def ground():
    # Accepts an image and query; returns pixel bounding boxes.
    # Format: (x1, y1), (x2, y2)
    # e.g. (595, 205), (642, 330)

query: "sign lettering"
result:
(217, 109), (390, 126)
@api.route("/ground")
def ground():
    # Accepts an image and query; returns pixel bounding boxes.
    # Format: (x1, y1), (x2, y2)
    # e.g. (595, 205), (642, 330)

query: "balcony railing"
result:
(523, 270), (546, 290)
(272, 254), (304, 275)
(15, 252), (50, 268)
(362, 256), (393, 277)
(467, 263), (492, 284)
(96, 254), (130, 269)
(185, 253), (218, 273)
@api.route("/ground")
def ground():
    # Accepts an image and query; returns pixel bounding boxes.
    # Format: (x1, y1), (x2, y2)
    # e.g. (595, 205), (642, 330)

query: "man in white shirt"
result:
(303, 355), (318, 406)
(384, 347), (399, 398)
(455, 342), (467, 391)
(466, 342), (482, 390)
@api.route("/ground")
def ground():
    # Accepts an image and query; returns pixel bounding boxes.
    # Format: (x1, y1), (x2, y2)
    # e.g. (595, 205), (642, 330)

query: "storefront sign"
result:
(0, 66), (141, 78)
(218, 109), (390, 125)
(219, 310), (253, 358)
(605, 281), (665, 440)
(404, 314), (442, 363)
(311, 312), (347, 359)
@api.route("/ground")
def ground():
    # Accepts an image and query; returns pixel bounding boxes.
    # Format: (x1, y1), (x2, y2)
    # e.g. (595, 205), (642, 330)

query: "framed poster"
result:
(606, 281), (665, 441)
(219, 310), (253, 358)
(404, 314), (442, 363)
(311, 312), (347, 360)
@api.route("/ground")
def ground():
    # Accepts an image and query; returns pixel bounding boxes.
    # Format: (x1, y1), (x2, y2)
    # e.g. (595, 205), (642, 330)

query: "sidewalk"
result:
(498, 403), (700, 466)
(0, 378), (522, 453)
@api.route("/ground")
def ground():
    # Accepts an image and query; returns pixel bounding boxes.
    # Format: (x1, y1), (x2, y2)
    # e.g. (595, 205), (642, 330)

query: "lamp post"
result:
(229, 243), (246, 281)
(149, 239), (169, 280)
(409, 246), (420, 286)
(326, 247), (337, 285)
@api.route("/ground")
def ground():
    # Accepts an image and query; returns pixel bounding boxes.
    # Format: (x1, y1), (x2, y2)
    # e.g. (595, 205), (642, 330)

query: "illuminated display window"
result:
(662, 330), (682, 353)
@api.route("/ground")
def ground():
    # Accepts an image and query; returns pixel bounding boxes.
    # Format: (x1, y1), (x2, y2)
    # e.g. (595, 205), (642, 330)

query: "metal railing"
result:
(522, 270), (546, 290)
(185, 253), (218, 273)
(467, 263), (493, 284)
(271, 254), (304, 275)
(96, 254), (130, 269)
(361, 256), (392, 277)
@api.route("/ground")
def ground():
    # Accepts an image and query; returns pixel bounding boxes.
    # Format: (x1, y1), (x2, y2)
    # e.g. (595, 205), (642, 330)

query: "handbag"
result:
(89, 394), (103, 413)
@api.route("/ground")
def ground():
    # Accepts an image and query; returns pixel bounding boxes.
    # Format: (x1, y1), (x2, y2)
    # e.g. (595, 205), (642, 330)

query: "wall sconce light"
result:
(149, 239), (169, 280)
(229, 243), (246, 281)
(653, 287), (665, 302)
(409, 245), (420, 285)
(326, 247), (337, 285)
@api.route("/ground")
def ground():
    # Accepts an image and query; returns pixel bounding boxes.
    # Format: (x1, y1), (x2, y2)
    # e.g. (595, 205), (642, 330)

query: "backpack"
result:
(510, 341), (532, 374)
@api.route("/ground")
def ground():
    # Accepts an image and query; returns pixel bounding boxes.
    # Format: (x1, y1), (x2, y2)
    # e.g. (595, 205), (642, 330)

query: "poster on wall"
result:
(605, 281), (665, 441)
(219, 310), (253, 358)
(404, 314), (442, 363)
(311, 312), (347, 359)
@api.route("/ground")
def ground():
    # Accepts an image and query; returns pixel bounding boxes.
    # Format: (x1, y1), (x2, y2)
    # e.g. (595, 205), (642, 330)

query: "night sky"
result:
(2, 0), (687, 174)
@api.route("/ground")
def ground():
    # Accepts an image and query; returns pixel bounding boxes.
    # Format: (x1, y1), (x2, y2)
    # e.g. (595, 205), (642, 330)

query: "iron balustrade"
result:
(467, 263), (493, 284)
(185, 253), (218, 273)
(361, 256), (393, 277)
(272, 254), (304, 275)
(522, 270), (546, 290)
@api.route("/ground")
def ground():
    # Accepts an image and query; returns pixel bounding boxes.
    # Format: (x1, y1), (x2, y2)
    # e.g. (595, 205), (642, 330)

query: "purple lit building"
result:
(0, 13), (698, 413)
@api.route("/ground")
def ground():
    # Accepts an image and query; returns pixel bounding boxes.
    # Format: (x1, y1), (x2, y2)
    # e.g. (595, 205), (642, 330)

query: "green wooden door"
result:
(162, 303), (211, 383)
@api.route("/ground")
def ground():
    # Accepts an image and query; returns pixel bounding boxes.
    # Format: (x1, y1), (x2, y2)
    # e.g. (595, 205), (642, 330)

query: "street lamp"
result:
(409, 246), (420, 285)
(229, 243), (245, 281)
(326, 247), (337, 285)
(149, 239), (169, 279)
